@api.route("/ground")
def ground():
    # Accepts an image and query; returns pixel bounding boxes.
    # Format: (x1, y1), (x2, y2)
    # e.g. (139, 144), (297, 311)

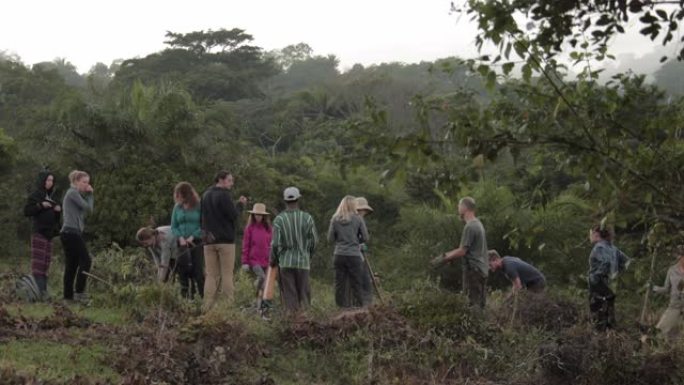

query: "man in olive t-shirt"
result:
(440, 197), (488, 308)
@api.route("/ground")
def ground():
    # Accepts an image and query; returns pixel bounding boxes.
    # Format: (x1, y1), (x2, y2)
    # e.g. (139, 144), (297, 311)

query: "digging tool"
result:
(81, 271), (113, 288)
(363, 252), (384, 305)
(259, 266), (279, 318)
(640, 245), (659, 329)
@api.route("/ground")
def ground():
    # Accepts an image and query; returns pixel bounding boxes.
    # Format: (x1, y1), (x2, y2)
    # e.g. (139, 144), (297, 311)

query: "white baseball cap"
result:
(283, 186), (301, 202)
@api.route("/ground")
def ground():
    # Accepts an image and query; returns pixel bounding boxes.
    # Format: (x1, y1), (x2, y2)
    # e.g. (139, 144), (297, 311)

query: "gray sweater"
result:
(327, 214), (369, 257)
(61, 187), (94, 233)
(147, 226), (179, 267)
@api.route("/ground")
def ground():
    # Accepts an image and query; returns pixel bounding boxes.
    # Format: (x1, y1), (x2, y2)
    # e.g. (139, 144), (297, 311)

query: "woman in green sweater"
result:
(171, 182), (204, 299)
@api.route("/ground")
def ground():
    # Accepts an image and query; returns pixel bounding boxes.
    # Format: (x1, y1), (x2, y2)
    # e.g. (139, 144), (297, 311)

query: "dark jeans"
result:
(526, 279), (546, 293)
(589, 280), (616, 331)
(177, 245), (204, 299)
(334, 254), (369, 308)
(342, 259), (373, 307)
(279, 268), (310, 312)
(60, 231), (91, 300)
(462, 267), (486, 309)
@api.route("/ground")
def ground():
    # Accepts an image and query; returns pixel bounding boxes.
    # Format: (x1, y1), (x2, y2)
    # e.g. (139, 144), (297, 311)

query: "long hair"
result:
(174, 182), (200, 208)
(332, 195), (357, 222)
(246, 213), (271, 230)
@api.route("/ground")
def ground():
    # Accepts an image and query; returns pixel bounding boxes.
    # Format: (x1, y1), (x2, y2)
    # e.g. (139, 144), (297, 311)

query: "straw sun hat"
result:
(355, 197), (373, 212)
(248, 203), (270, 215)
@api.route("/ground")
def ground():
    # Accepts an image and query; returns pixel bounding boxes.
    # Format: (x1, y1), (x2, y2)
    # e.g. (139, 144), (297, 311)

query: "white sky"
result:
(0, 0), (666, 74)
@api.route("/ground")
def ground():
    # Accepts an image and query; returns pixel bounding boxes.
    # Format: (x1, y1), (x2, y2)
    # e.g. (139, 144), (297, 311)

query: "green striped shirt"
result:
(270, 209), (318, 269)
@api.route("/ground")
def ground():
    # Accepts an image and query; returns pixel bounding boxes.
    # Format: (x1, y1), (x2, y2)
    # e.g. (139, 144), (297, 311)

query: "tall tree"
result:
(114, 28), (279, 101)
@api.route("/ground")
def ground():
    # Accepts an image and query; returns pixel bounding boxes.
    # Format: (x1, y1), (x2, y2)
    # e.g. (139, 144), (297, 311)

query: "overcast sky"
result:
(0, 0), (668, 74)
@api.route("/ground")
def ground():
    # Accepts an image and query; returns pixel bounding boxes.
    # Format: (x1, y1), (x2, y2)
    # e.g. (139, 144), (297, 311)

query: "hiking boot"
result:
(74, 292), (90, 305)
(40, 290), (52, 302)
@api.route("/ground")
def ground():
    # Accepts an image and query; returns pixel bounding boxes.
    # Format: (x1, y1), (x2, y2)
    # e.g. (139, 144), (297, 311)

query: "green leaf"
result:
(502, 62), (514, 75)
(656, 9), (668, 21)
(521, 63), (532, 82)
(486, 70), (497, 90)
(596, 14), (612, 26)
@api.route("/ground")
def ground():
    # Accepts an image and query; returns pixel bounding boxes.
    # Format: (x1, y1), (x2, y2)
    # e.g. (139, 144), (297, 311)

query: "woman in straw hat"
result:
(241, 203), (273, 298)
(351, 197), (375, 306)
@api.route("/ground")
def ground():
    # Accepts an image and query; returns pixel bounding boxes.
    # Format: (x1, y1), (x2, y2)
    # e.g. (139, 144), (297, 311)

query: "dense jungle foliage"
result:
(1, 2), (684, 381)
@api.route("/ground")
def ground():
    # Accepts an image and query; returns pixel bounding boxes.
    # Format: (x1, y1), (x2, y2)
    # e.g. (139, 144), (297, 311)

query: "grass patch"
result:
(4, 303), (54, 319)
(75, 306), (128, 325)
(0, 340), (119, 382)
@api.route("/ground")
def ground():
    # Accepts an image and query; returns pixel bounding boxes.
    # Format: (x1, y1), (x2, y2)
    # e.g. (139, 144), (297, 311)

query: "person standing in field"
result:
(241, 203), (272, 303)
(653, 246), (684, 343)
(171, 182), (204, 299)
(587, 224), (629, 331)
(434, 197), (489, 308)
(60, 170), (94, 303)
(270, 187), (318, 313)
(329, 196), (370, 308)
(200, 171), (247, 309)
(24, 170), (61, 300)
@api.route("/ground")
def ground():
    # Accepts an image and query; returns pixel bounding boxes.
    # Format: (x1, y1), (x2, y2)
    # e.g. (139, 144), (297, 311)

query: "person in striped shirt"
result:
(270, 186), (318, 312)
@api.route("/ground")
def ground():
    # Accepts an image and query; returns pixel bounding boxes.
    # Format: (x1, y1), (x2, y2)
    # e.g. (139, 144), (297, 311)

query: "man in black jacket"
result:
(201, 170), (247, 309)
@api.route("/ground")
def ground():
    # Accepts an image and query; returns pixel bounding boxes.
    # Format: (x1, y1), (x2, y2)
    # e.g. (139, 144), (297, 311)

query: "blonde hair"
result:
(68, 170), (89, 185)
(332, 195), (357, 222)
(136, 227), (157, 243)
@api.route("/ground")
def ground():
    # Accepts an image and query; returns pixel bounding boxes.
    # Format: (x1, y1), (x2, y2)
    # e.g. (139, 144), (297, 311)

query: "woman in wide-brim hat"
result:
(353, 197), (374, 306)
(355, 197), (373, 216)
(241, 203), (272, 300)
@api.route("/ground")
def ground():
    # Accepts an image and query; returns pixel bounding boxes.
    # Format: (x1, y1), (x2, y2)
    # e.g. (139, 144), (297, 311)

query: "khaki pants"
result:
(657, 307), (683, 342)
(203, 243), (235, 309)
(463, 267), (487, 309)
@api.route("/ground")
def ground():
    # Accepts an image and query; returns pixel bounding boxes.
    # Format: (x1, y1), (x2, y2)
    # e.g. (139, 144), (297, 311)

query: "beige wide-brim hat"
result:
(248, 203), (270, 215)
(355, 197), (373, 212)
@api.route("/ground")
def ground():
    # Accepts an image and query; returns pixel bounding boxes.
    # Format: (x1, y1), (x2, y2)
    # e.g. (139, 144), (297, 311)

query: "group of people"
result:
(432, 198), (623, 328)
(24, 170), (94, 303)
(431, 197), (548, 310)
(135, 173), (378, 313)
(22, 170), (684, 340)
(431, 196), (684, 341)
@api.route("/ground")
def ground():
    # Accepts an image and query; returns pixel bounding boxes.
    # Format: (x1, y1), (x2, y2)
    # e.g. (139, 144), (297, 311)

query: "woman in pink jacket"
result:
(241, 203), (272, 298)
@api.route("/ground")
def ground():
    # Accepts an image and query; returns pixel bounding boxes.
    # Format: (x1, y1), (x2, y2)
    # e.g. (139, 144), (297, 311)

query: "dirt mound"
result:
(538, 327), (683, 385)
(115, 312), (268, 385)
(498, 292), (581, 332)
(284, 306), (422, 349)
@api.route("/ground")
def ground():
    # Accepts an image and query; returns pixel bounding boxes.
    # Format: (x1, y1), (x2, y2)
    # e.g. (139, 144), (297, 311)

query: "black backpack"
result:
(15, 274), (41, 302)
